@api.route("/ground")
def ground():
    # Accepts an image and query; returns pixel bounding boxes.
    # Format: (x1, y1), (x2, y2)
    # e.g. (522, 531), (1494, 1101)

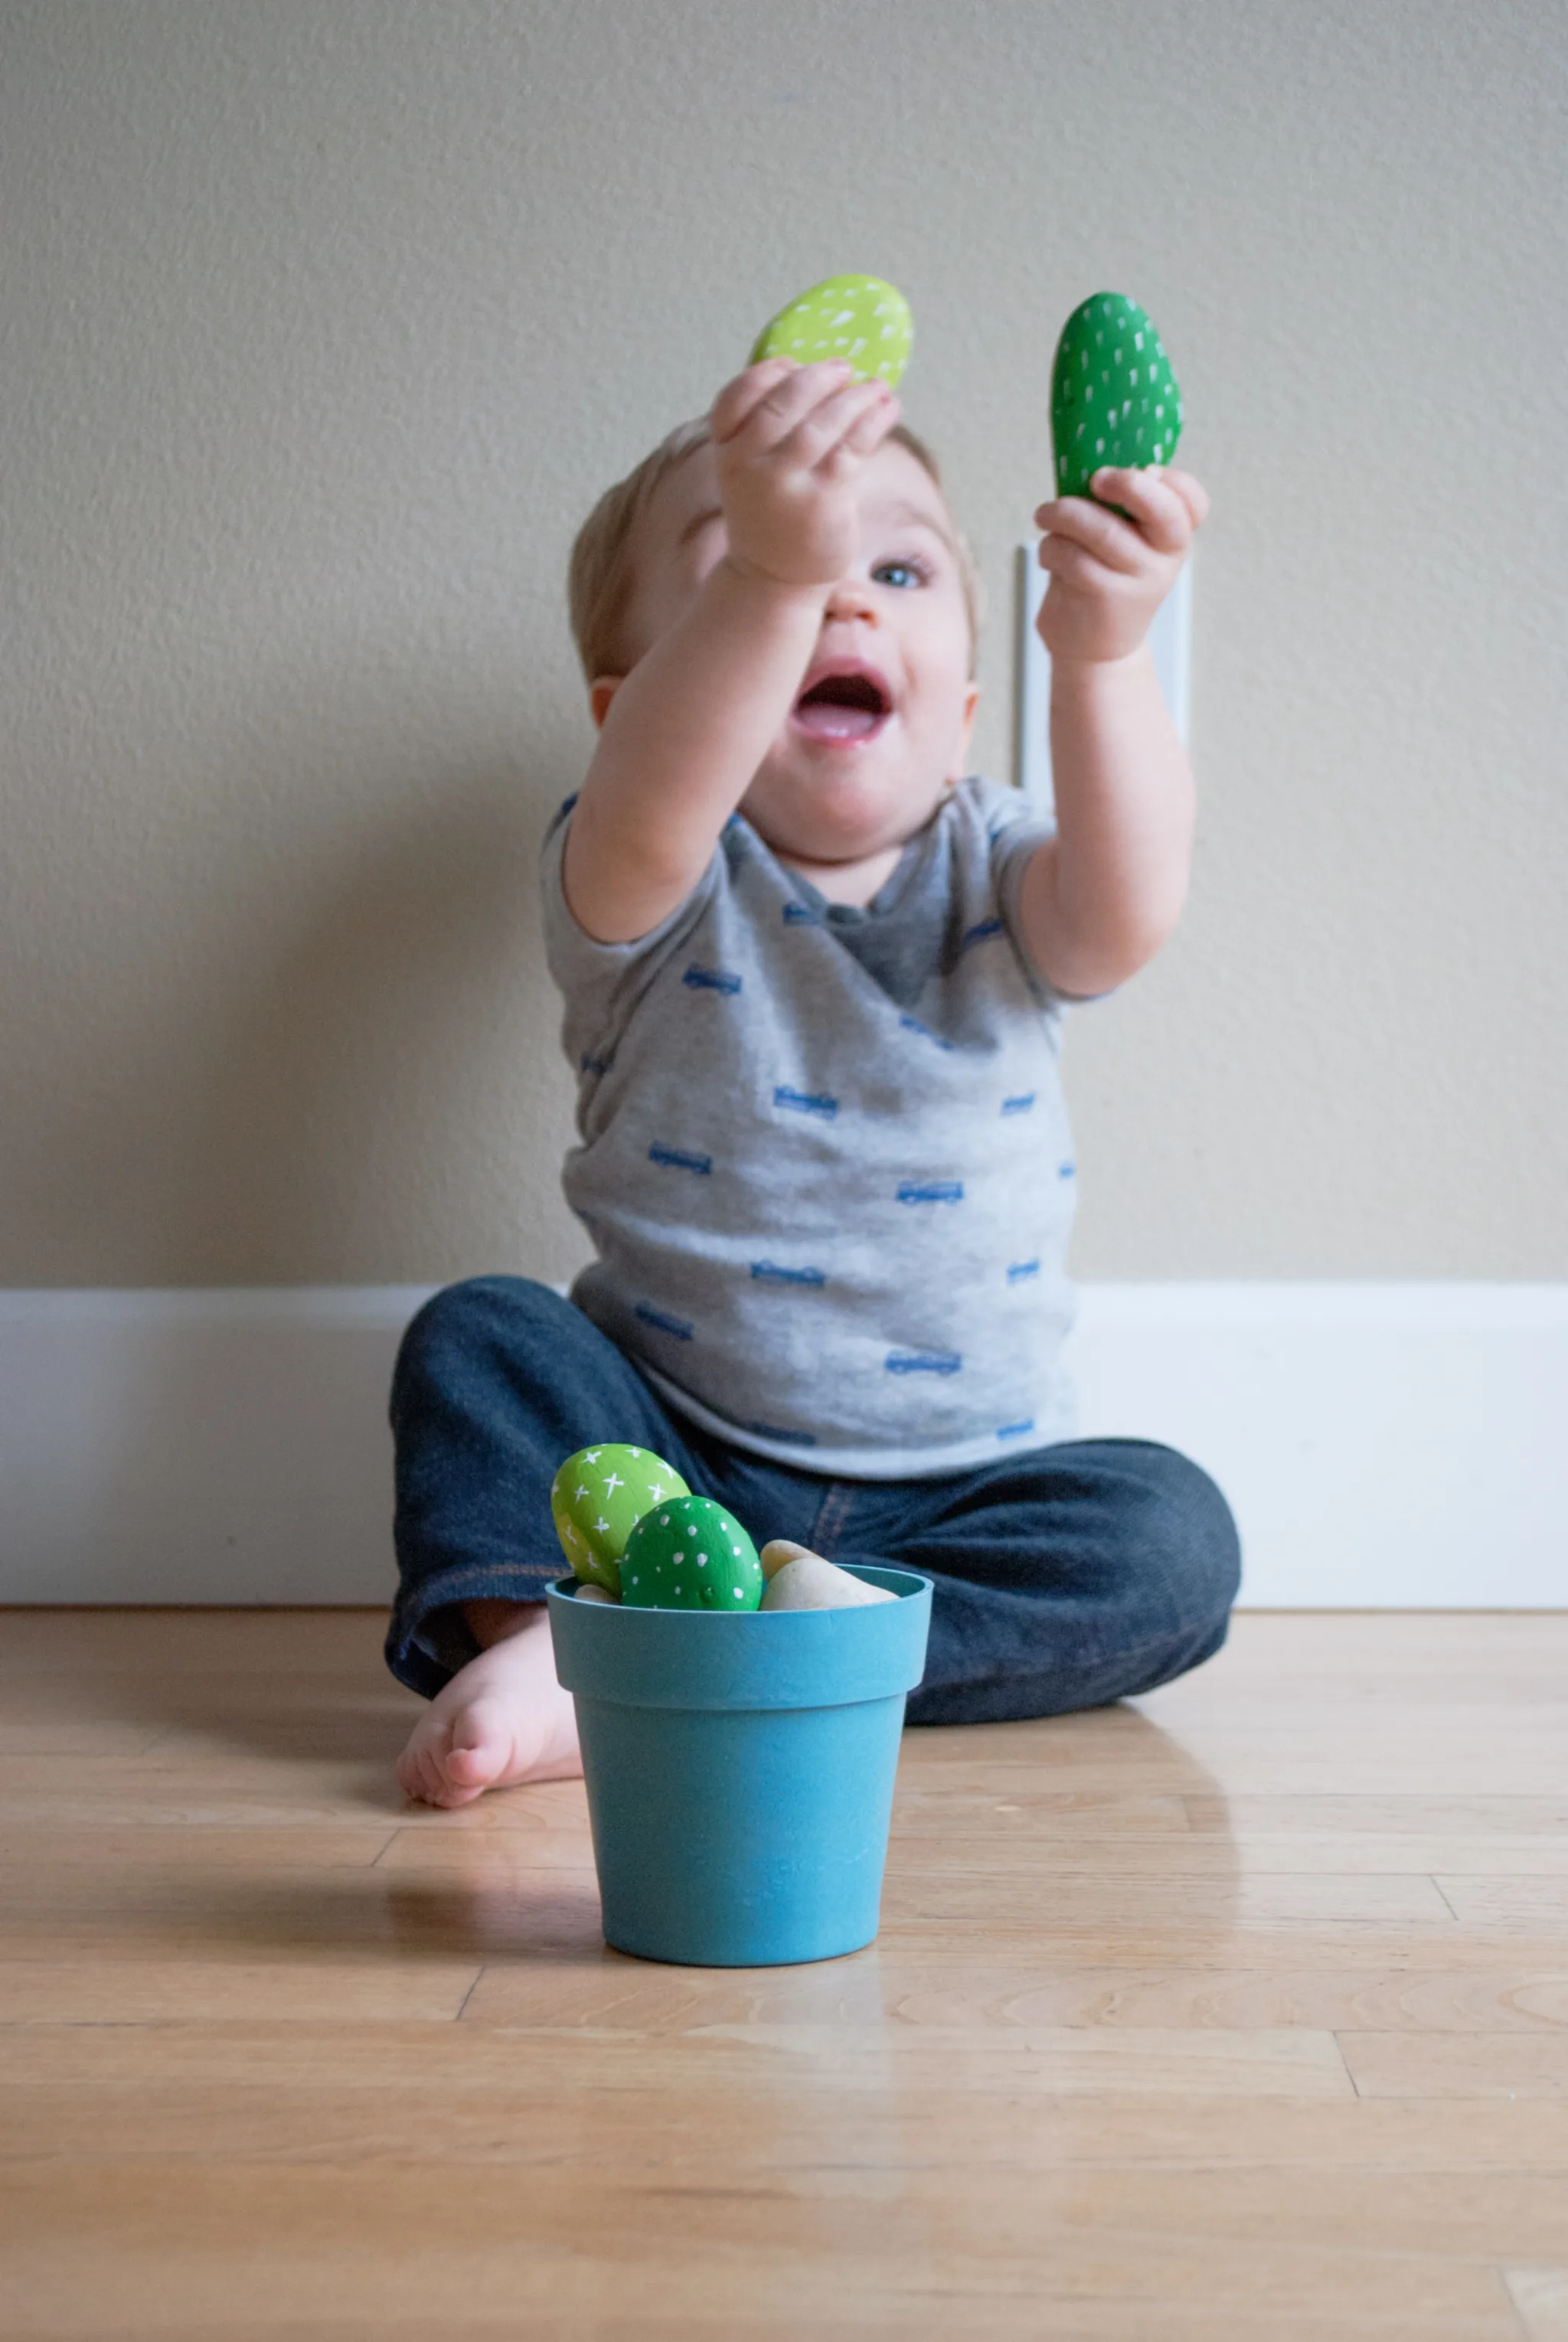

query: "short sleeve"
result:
(977, 779), (1067, 1006)
(539, 799), (724, 1074)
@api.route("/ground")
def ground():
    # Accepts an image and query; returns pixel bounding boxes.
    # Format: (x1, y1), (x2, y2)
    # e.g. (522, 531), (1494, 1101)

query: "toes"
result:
(446, 1699), (514, 1788)
(396, 1717), (453, 1808)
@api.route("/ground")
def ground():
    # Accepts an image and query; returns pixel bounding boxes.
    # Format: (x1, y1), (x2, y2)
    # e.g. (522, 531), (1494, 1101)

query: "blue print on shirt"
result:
(635, 1302), (694, 1341)
(648, 1144), (713, 1175)
(897, 1179), (964, 1205)
(773, 1086), (838, 1119)
(959, 916), (1004, 952)
(1007, 1259), (1040, 1284)
(580, 1052), (615, 1077)
(995, 1418), (1037, 1440)
(750, 1260), (827, 1287)
(751, 1420), (818, 1445)
(782, 903), (815, 925)
(1001, 1092), (1036, 1115)
(1059, 1160), (1076, 1179)
(900, 1014), (956, 1050)
(683, 964), (743, 995)
(886, 1350), (963, 1376)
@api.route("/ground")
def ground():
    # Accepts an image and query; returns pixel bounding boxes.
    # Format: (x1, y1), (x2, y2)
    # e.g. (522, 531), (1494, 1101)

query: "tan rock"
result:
(759, 1537), (815, 1583)
(758, 1550), (898, 1612)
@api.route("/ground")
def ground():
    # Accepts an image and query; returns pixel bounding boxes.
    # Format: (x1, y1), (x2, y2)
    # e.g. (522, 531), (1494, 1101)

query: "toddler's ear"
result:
(590, 678), (624, 730)
(951, 680), (981, 776)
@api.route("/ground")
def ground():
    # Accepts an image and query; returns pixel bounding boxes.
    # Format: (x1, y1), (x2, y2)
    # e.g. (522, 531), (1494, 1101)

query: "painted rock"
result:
(750, 274), (913, 389)
(549, 1444), (689, 1596)
(619, 1495), (764, 1612)
(759, 1541), (897, 1612)
(1050, 292), (1183, 505)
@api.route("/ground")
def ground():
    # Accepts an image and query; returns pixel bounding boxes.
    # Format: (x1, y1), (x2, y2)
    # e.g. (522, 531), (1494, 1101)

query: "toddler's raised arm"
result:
(564, 360), (898, 946)
(1018, 464), (1210, 997)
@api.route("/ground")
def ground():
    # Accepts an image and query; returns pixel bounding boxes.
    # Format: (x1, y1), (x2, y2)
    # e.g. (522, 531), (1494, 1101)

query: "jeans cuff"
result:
(385, 1556), (561, 1698)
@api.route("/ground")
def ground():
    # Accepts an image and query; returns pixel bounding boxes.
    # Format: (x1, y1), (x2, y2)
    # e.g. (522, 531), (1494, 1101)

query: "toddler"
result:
(387, 351), (1240, 1806)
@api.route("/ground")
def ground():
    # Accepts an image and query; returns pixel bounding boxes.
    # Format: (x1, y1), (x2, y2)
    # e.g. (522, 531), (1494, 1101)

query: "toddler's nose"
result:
(824, 580), (878, 626)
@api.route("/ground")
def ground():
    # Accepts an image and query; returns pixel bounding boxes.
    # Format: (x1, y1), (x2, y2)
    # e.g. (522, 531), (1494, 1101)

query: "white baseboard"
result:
(1, 1285), (1563, 1608)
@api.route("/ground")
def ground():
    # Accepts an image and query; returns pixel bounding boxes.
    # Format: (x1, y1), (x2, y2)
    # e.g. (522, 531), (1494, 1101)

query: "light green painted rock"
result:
(750, 274), (913, 389)
(549, 1444), (689, 1596)
(1050, 292), (1183, 505)
(619, 1495), (764, 1612)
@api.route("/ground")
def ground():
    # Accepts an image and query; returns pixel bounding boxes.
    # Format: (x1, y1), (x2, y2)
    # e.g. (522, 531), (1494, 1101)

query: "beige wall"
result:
(4, 0), (1563, 1287)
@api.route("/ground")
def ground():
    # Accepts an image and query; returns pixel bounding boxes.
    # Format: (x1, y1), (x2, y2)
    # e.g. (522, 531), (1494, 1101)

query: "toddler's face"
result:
(610, 439), (979, 869)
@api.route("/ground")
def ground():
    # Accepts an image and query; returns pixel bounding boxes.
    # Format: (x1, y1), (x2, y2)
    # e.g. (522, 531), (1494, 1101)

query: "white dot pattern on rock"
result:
(1050, 292), (1183, 505)
(750, 275), (913, 389)
(619, 1494), (763, 1612)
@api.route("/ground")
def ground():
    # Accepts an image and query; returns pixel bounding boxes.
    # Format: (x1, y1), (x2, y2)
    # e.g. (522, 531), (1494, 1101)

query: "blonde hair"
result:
(567, 415), (982, 684)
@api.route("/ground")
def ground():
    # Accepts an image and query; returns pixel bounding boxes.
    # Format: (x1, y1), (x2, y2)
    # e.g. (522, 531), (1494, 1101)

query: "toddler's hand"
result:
(1034, 466), (1210, 665)
(710, 358), (899, 593)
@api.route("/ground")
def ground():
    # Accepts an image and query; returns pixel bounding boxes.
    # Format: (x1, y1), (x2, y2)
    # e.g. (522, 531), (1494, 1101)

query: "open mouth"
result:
(790, 665), (892, 745)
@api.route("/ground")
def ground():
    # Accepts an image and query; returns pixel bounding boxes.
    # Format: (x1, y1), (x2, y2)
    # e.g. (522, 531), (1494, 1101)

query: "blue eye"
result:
(871, 557), (928, 590)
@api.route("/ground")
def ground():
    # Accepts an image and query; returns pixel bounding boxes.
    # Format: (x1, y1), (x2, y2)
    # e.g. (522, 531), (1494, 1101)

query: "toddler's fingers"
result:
(1035, 469), (1194, 562)
(720, 358), (854, 456)
(837, 383), (900, 459)
(792, 377), (896, 472)
(710, 358), (799, 443)
(1034, 495), (1149, 577)
(1159, 465), (1211, 530)
(816, 385), (900, 482)
(762, 373), (887, 476)
(1089, 466), (1194, 557)
(1036, 533), (1145, 596)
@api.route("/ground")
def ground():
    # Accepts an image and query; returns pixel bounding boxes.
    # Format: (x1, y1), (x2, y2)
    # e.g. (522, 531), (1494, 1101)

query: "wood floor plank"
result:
(1339, 2030), (1568, 2099)
(1188, 1794), (1568, 1835)
(0, 2323), (1529, 2342)
(8, 2052), (1568, 2168)
(0, 1826), (399, 1874)
(457, 1958), (1568, 2035)
(0, 2014), (1354, 2097)
(891, 1824), (1568, 1877)
(0, 1961), (483, 2024)
(0, 2161), (1527, 2331)
(880, 1870), (1459, 1927)
(1439, 1878), (1568, 1928)
(1508, 2265), (1568, 2341)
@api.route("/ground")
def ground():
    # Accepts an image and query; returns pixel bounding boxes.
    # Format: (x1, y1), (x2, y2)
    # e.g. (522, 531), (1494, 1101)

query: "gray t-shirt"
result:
(541, 774), (1079, 1478)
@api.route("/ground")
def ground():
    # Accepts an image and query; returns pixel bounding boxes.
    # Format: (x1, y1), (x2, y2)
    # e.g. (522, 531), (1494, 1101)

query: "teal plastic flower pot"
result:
(547, 1566), (932, 1967)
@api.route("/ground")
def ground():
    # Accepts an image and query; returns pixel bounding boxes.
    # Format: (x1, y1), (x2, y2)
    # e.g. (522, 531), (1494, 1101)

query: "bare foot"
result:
(396, 1603), (582, 1808)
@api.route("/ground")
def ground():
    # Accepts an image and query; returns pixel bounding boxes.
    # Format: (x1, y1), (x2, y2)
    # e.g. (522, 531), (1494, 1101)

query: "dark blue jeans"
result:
(386, 1276), (1240, 1725)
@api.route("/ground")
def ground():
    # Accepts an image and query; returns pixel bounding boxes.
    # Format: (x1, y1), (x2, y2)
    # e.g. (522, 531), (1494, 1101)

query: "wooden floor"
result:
(2, 1612), (1566, 2339)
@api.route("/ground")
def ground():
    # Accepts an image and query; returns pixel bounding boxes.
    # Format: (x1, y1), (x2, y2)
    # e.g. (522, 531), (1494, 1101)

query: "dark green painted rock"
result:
(750, 275), (913, 389)
(550, 1444), (689, 1596)
(619, 1495), (764, 1612)
(1050, 292), (1183, 505)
